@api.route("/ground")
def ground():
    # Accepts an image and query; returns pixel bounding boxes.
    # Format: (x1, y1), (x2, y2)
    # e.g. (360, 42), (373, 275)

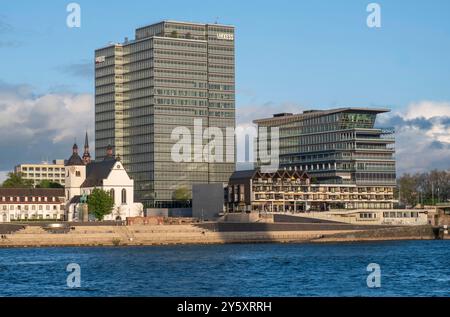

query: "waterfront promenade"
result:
(0, 220), (439, 248)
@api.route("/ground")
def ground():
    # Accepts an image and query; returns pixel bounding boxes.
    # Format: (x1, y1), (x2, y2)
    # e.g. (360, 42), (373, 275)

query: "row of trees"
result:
(397, 170), (450, 207)
(1, 172), (63, 189)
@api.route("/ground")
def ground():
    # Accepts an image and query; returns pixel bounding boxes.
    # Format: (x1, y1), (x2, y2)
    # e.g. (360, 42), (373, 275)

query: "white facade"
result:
(65, 159), (142, 222)
(0, 189), (65, 223)
(290, 209), (430, 226)
(65, 164), (86, 202)
(14, 160), (66, 186)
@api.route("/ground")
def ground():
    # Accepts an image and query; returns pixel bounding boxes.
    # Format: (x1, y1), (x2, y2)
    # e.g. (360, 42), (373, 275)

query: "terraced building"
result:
(253, 108), (396, 208)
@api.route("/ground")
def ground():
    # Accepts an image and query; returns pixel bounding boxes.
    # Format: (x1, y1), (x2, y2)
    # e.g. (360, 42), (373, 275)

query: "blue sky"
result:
(1, 0), (450, 176)
(2, 0), (450, 105)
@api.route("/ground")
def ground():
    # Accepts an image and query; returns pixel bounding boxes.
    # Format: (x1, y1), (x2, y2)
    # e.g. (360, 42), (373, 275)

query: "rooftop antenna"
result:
(214, 17), (219, 24)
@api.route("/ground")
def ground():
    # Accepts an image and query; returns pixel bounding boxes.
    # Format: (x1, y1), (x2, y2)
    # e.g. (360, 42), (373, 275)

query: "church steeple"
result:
(82, 131), (91, 165)
(103, 144), (115, 161)
(66, 143), (84, 166)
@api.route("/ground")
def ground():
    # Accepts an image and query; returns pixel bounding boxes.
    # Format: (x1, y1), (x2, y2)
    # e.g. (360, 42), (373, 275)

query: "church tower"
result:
(103, 144), (116, 161)
(65, 143), (86, 202)
(82, 131), (91, 165)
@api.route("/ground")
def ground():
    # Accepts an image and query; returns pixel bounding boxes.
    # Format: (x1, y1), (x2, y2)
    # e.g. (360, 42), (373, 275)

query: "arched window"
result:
(121, 189), (127, 204)
(110, 189), (115, 203)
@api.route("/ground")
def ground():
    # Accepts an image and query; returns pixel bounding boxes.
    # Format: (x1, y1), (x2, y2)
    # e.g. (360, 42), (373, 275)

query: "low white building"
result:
(0, 188), (65, 222)
(285, 209), (430, 226)
(65, 143), (142, 221)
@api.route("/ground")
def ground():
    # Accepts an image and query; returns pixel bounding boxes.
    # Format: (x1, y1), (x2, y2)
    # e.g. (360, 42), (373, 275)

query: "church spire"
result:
(84, 131), (89, 150)
(82, 131), (91, 164)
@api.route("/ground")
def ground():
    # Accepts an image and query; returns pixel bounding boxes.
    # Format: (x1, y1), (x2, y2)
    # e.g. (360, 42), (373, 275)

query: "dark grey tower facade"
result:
(95, 21), (235, 207)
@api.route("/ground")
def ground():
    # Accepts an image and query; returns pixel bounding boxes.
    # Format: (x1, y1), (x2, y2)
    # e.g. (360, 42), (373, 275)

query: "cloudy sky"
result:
(1, 0), (450, 181)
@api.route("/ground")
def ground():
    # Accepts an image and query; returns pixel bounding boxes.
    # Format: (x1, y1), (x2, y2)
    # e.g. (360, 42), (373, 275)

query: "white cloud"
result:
(378, 101), (450, 174)
(237, 100), (450, 175)
(404, 101), (450, 120)
(0, 171), (8, 184)
(0, 82), (94, 171)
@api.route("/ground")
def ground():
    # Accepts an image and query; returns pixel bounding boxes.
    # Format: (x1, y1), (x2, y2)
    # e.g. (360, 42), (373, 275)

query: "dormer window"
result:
(76, 171), (81, 177)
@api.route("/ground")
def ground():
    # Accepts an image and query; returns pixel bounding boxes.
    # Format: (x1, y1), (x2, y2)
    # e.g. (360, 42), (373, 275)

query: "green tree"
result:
(2, 172), (33, 188)
(397, 170), (450, 206)
(87, 188), (114, 221)
(36, 180), (64, 188)
(398, 174), (418, 206)
(172, 186), (191, 201)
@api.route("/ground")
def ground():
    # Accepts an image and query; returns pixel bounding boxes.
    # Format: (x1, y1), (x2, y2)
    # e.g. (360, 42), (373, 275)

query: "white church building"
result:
(65, 135), (143, 221)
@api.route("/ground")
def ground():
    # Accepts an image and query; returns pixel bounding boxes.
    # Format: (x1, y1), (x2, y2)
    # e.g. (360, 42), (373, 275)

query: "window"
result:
(76, 171), (81, 177)
(121, 189), (127, 204)
(110, 189), (115, 202)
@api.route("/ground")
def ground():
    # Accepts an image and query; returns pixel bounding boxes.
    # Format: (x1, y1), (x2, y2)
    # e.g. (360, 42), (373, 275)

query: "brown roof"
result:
(229, 169), (310, 181)
(81, 159), (117, 188)
(0, 188), (64, 198)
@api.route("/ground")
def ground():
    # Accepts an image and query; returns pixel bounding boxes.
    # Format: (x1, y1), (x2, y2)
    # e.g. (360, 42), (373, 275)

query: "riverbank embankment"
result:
(0, 221), (442, 248)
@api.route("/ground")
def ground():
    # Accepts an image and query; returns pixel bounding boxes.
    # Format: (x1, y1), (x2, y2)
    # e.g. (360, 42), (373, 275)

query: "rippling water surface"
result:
(0, 241), (449, 296)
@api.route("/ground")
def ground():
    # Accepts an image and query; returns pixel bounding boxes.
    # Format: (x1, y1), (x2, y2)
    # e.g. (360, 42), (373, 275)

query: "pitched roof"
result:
(66, 153), (84, 166)
(69, 195), (82, 204)
(81, 159), (117, 188)
(229, 169), (310, 181)
(0, 188), (64, 198)
(229, 170), (259, 180)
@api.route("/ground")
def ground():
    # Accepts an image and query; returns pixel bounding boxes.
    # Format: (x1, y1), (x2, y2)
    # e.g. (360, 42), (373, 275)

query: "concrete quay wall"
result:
(312, 225), (437, 242)
(0, 224), (360, 247)
(0, 223), (441, 248)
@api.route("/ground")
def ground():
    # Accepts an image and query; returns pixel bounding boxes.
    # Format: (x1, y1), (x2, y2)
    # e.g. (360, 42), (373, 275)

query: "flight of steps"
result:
(16, 226), (48, 234)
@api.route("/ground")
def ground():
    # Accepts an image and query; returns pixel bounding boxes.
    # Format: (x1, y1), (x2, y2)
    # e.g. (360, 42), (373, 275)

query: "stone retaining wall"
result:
(0, 224), (441, 248)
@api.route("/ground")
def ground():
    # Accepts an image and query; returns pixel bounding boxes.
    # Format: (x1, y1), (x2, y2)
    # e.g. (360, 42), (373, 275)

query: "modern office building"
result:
(14, 160), (66, 186)
(253, 108), (396, 189)
(95, 20), (236, 207)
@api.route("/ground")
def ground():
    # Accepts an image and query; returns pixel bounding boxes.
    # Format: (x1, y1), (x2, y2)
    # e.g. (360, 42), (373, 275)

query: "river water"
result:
(0, 240), (449, 296)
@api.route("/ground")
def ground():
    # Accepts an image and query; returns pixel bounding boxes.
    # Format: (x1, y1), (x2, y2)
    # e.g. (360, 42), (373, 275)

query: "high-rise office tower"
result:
(95, 21), (236, 207)
(254, 108), (396, 189)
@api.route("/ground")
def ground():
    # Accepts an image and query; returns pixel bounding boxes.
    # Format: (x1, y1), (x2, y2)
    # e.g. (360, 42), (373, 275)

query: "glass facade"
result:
(95, 21), (236, 207)
(254, 108), (396, 188)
